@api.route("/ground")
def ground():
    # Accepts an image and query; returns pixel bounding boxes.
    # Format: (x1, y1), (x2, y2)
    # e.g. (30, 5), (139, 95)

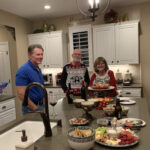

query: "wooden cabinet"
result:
(93, 20), (139, 65)
(69, 25), (93, 71)
(28, 31), (67, 68)
(0, 98), (16, 126)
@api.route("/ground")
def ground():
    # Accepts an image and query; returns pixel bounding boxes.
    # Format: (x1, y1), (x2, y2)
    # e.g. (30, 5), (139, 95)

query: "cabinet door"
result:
(115, 22), (139, 64)
(69, 25), (93, 71)
(46, 34), (63, 68)
(28, 35), (47, 68)
(0, 42), (12, 95)
(93, 24), (115, 65)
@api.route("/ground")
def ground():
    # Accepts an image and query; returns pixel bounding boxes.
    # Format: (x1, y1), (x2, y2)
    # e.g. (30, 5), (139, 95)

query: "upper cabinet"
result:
(93, 20), (139, 65)
(28, 31), (67, 68)
(69, 25), (93, 71)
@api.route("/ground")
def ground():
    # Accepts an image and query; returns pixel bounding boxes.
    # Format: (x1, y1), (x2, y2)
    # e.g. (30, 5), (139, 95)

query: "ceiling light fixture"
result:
(76, 0), (111, 21)
(44, 5), (51, 10)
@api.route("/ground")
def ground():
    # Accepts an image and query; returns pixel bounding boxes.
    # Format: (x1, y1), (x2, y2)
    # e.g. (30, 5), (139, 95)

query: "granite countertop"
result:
(0, 95), (16, 102)
(1, 97), (149, 150)
(44, 84), (61, 88)
(24, 97), (149, 150)
(117, 83), (143, 88)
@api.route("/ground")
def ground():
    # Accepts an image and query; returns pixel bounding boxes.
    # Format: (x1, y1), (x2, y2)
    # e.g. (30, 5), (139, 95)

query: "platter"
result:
(69, 118), (89, 126)
(119, 118), (146, 127)
(120, 97), (136, 105)
(88, 86), (115, 91)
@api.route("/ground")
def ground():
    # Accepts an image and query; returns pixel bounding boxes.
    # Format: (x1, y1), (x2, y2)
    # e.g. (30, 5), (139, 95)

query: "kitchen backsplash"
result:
(42, 64), (141, 85)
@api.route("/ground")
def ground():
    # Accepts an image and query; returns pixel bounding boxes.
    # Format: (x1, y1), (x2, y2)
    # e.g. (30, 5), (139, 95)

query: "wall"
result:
(32, 2), (150, 111)
(0, 9), (33, 131)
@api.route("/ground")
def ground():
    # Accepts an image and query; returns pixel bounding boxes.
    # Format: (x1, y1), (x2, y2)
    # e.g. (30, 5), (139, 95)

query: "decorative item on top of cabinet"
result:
(28, 31), (67, 68)
(93, 20), (139, 65)
(69, 25), (93, 71)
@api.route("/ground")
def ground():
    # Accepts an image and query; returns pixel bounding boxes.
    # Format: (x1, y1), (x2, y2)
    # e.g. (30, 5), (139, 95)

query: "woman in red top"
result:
(89, 57), (117, 97)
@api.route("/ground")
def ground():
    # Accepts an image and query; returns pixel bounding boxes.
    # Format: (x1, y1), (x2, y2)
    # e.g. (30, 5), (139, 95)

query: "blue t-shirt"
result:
(15, 60), (44, 102)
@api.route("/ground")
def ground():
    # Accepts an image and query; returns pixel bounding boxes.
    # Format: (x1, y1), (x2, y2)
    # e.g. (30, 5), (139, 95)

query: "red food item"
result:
(125, 122), (133, 127)
(118, 131), (139, 145)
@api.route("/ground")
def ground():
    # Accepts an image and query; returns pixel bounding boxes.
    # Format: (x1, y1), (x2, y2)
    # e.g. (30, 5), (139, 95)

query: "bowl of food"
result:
(67, 126), (95, 150)
(88, 98), (99, 107)
(106, 127), (122, 138)
(81, 101), (94, 111)
(73, 99), (85, 108)
(103, 107), (115, 116)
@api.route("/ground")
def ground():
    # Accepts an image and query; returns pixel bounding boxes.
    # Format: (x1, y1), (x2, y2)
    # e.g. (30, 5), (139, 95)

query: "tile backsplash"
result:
(42, 64), (141, 86)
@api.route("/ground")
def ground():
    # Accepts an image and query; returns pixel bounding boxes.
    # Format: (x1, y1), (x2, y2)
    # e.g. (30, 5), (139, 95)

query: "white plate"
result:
(120, 98), (136, 105)
(95, 137), (139, 148)
(69, 118), (89, 126)
(88, 86), (114, 91)
(119, 118), (146, 127)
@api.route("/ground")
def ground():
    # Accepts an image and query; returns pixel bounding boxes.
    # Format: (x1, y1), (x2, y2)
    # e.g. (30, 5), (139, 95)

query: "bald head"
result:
(72, 49), (82, 64)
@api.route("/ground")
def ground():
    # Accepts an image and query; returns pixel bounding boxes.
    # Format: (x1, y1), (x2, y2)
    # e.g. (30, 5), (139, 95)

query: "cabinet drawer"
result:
(122, 88), (141, 97)
(0, 108), (16, 126)
(0, 99), (15, 113)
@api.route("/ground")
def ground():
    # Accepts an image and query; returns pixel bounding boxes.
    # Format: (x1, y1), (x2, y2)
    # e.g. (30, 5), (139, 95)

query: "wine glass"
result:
(49, 92), (58, 119)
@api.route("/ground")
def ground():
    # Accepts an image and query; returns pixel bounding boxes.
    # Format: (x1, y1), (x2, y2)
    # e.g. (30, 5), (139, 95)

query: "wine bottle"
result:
(114, 98), (122, 119)
(67, 83), (73, 104)
(81, 80), (87, 101)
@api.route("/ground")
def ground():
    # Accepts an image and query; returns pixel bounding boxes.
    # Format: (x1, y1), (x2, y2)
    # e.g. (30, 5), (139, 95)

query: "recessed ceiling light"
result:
(44, 5), (51, 10)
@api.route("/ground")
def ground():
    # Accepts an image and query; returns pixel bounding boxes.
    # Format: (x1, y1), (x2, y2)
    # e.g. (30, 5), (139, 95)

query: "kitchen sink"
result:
(0, 121), (57, 150)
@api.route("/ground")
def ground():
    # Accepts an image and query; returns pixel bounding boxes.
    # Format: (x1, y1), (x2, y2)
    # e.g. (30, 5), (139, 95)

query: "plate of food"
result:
(119, 118), (146, 127)
(69, 118), (89, 126)
(95, 126), (139, 148)
(88, 86), (114, 91)
(119, 97), (136, 105)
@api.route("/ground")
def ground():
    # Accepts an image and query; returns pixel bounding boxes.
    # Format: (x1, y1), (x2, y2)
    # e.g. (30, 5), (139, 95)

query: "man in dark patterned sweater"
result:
(61, 49), (90, 96)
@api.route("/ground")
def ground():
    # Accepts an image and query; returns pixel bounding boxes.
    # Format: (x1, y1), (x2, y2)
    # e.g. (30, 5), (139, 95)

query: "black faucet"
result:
(22, 82), (52, 137)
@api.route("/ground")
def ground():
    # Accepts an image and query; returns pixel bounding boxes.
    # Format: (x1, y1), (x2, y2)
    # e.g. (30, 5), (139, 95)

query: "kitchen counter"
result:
(117, 83), (143, 88)
(44, 84), (61, 88)
(2, 97), (149, 150)
(0, 94), (16, 102)
(31, 97), (150, 150)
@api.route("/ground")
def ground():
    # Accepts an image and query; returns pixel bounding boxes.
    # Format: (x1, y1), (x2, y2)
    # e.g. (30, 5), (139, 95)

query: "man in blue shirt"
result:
(15, 44), (45, 114)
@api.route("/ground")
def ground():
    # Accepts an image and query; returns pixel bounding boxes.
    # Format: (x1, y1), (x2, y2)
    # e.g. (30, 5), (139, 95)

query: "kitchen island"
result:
(2, 97), (149, 150)
(29, 97), (149, 150)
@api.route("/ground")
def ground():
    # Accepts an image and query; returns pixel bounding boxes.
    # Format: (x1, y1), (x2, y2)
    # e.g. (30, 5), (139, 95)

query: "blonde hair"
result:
(94, 57), (109, 73)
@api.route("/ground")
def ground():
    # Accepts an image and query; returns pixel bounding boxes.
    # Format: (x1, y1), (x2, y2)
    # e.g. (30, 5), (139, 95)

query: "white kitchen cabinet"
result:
(28, 31), (67, 68)
(0, 42), (12, 95)
(93, 20), (139, 65)
(69, 25), (93, 71)
(93, 24), (115, 64)
(0, 98), (16, 126)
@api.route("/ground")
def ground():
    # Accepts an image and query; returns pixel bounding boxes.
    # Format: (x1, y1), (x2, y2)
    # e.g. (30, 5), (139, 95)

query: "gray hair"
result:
(28, 44), (44, 55)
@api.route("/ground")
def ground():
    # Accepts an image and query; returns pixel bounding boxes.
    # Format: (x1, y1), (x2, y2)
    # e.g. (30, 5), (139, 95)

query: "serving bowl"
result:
(88, 98), (99, 107)
(73, 99), (85, 108)
(67, 126), (95, 150)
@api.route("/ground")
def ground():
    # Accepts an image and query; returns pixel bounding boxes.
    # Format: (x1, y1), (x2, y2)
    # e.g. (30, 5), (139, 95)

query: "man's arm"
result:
(16, 86), (38, 110)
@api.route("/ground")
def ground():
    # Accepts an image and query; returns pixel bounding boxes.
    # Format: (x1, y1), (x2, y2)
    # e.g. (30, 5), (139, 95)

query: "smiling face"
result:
(72, 49), (82, 64)
(96, 61), (106, 72)
(28, 47), (43, 66)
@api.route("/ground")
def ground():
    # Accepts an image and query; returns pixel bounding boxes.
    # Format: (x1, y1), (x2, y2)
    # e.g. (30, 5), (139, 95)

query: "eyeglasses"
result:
(73, 53), (81, 56)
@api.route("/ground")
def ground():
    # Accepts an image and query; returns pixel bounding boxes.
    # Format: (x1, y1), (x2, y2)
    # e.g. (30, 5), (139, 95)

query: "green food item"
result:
(95, 127), (107, 134)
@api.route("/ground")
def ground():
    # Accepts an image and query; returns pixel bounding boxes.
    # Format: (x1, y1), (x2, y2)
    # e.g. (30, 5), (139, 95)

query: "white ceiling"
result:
(0, 0), (150, 21)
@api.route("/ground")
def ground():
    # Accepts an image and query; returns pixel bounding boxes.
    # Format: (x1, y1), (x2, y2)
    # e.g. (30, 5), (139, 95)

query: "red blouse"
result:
(89, 70), (117, 97)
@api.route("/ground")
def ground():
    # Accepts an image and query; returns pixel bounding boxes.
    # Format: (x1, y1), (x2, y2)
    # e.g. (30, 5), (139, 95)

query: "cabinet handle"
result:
(112, 61), (114, 63)
(126, 92), (131, 95)
(43, 65), (45, 67)
(47, 65), (49, 67)
(117, 60), (119, 63)
(2, 106), (6, 109)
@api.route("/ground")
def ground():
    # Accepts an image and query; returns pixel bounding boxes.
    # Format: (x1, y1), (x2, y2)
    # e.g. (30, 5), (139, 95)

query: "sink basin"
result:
(0, 121), (57, 150)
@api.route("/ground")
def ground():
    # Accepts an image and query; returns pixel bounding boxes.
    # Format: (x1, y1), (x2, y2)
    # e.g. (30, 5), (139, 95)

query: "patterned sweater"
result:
(61, 62), (90, 95)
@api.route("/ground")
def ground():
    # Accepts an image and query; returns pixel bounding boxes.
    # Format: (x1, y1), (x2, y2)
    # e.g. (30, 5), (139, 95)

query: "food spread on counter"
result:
(69, 118), (89, 125)
(95, 126), (139, 146)
(92, 83), (109, 89)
